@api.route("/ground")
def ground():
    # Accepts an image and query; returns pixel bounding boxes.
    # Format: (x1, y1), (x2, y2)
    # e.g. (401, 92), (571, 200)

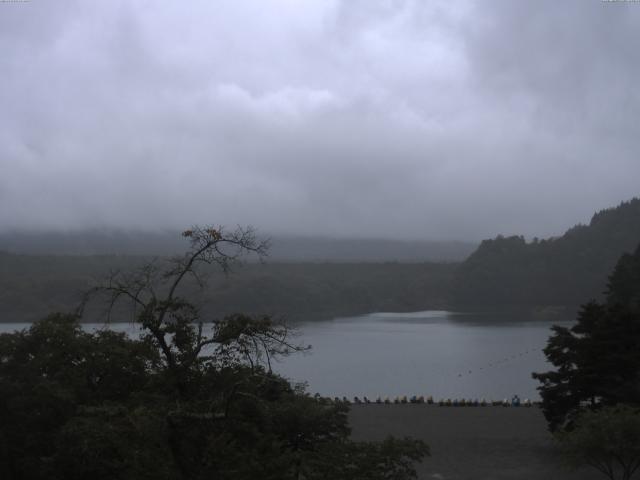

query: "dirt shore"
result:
(349, 404), (602, 480)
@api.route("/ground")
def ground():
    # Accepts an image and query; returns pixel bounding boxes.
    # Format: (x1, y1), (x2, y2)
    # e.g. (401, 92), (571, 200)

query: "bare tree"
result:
(78, 225), (305, 384)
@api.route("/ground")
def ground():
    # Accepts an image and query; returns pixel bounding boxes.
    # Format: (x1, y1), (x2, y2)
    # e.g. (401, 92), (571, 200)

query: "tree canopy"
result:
(0, 225), (428, 479)
(556, 405), (640, 480)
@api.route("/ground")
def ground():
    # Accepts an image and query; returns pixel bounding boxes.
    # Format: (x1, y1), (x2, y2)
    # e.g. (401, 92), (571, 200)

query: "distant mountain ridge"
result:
(0, 231), (475, 262)
(453, 198), (640, 308)
(2, 199), (639, 321)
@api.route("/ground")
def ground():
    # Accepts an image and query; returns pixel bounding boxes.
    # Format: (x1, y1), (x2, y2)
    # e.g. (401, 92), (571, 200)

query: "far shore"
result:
(0, 304), (578, 325)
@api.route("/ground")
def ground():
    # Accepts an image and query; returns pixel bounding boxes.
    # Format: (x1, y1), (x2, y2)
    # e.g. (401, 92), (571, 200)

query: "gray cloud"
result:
(1, 0), (639, 240)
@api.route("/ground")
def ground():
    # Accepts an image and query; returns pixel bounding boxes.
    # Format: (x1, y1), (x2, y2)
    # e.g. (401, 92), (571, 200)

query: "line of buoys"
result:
(456, 348), (538, 378)
(312, 393), (536, 407)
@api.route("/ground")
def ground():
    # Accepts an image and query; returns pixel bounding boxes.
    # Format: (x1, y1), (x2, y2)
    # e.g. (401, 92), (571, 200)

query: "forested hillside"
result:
(453, 198), (640, 308)
(0, 254), (454, 323)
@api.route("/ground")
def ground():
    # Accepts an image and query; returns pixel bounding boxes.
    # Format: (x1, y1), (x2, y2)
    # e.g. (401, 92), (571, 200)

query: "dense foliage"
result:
(533, 243), (640, 431)
(0, 226), (428, 479)
(454, 198), (640, 307)
(0, 314), (427, 480)
(556, 405), (640, 480)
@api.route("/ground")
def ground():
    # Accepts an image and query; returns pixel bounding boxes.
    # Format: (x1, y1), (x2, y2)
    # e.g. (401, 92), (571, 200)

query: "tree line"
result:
(0, 253), (454, 323)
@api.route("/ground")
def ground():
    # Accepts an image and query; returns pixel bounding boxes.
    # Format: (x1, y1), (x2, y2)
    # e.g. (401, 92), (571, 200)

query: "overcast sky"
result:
(1, 0), (639, 240)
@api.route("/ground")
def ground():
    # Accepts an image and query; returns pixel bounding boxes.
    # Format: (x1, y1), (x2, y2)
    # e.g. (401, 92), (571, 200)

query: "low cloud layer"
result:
(1, 0), (639, 240)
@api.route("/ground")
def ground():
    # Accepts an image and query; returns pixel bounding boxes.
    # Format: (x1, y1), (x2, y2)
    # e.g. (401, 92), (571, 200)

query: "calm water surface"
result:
(277, 311), (568, 400)
(1, 311), (568, 400)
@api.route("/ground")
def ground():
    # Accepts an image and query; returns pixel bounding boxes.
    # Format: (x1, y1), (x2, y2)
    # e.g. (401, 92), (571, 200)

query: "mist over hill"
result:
(2, 197), (639, 323)
(0, 231), (476, 263)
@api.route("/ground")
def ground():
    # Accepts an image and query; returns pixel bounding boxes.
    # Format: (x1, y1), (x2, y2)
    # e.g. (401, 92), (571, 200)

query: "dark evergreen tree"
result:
(533, 244), (640, 431)
(607, 244), (640, 313)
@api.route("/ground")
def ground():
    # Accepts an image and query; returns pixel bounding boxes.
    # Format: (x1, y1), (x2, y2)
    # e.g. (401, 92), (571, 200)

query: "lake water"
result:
(0, 310), (568, 400)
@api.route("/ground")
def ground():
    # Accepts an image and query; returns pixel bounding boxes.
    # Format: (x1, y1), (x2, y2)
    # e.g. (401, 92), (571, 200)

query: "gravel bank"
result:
(349, 404), (602, 480)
